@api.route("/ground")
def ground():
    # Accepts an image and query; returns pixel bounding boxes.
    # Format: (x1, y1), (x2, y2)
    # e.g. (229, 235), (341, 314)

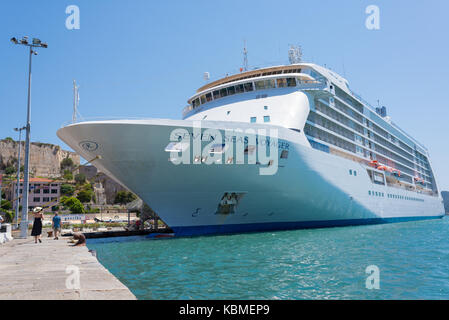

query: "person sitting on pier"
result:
(72, 232), (86, 247)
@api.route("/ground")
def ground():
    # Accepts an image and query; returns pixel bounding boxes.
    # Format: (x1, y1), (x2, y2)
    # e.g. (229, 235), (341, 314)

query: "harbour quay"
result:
(0, 234), (136, 300)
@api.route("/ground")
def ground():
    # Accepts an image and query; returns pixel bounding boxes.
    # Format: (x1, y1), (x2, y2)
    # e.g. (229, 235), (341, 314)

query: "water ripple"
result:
(88, 217), (449, 300)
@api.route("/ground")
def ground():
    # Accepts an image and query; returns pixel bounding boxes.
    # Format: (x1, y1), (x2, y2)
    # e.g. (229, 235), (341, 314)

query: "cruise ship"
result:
(57, 59), (445, 236)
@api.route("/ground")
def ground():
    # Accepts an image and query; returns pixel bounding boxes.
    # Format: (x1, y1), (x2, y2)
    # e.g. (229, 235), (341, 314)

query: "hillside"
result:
(0, 138), (80, 178)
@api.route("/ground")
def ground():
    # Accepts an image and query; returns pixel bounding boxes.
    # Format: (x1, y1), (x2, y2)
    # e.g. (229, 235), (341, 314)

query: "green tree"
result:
(63, 170), (73, 181)
(114, 191), (137, 205)
(60, 197), (84, 214)
(1, 200), (12, 210)
(4, 137), (14, 142)
(5, 166), (16, 175)
(60, 157), (74, 169)
(0, 210), (14, 223)
(60, 184), (75, 196)
(74, 173), (86, 185)
(77, 189), (94, 203)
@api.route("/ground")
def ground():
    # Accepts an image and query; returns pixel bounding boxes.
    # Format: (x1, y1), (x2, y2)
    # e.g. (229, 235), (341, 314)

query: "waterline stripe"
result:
(170, 215), (445, 237)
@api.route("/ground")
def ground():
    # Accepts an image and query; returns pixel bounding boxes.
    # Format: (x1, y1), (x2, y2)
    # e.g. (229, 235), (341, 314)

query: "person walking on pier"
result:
(52, 212), (61, 240)
(31, 207), (44, 243)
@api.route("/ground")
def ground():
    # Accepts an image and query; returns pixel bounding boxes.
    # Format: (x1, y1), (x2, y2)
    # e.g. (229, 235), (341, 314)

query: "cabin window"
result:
(220, 88), (228, 97)
(213, 90), (220, 99)
(264, 106), (268, 110)
(250, 117), (256, 123)
(200, 95), (206, 104)
(193, 98), (200, 108)
(255, 80), (265, 90)
(286, 77), (296, 87)
(349, 170), (353, 175)
(227, 86), (236, 95)
(244, 82), (254, 92)
(264, 116), (270, 123)
(206, 93), (213, 102)
(235, 84), (245, 93)
(277, 78), (287, 88)
(266, 79), (275, 89)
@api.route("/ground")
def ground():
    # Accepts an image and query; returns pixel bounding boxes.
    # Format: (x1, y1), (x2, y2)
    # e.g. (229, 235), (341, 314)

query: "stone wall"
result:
(0, 139), (80, 178)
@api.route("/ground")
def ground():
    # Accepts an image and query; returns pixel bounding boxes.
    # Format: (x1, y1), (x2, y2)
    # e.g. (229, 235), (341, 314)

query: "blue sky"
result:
(1, 0), (448, 190)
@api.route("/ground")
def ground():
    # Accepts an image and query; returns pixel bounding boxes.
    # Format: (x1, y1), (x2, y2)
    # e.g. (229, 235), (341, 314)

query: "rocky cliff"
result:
(0, 138), (80, 178)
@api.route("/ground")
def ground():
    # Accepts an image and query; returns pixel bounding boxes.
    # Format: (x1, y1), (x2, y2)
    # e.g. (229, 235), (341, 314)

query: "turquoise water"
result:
(88, 217), (449, 300)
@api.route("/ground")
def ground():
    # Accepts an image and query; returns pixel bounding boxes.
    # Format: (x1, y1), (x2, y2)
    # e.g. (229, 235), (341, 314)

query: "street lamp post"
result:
(13, 126), (26, 229)
(11, 36), (48, 238)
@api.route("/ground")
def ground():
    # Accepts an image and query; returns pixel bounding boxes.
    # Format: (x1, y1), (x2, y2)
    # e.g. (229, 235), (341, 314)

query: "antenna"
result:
(203, 72), (210, 82)
(243, 40), (248, 72)
(72, 80), (80, 123)
(288, 45), (302, 64)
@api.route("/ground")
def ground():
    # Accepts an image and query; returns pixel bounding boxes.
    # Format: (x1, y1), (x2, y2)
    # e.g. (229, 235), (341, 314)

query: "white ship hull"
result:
(57, 119), (445, 237)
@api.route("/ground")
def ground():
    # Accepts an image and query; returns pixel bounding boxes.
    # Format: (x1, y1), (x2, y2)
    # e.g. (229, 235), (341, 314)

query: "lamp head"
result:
(10, 37), (18, 44)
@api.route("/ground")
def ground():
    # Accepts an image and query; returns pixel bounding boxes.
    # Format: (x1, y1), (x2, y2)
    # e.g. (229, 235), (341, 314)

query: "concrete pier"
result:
(0, 236), (136, 300)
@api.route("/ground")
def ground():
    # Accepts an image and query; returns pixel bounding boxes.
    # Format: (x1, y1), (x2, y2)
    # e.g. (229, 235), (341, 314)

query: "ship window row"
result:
(311, 119), (426, 184)
(332, 89), (426, 163)
(315, 100), (365, 136)
(317, 91), (435, 190)
(304, 124), (356, 154)
(191, 77), (301, 109)
(309, 111), (416, 175)
(316, 100), (420, 170)
(387, 193), (424, 202)
(308, 111), (356, 142)
(332, 98), (421, 164)
(373, 143), (415, 170)
(367, 190), (424, 202)
(368, 191), (385, 197)
(317, 99), (425, 175)
(373, 134), (414, 162)
(334, 81), (433, 164)
(334, 99), (365, 124)
(334, 86), (364, 114)
(306, 122), (423, 185)
(208, 68), (303, 89)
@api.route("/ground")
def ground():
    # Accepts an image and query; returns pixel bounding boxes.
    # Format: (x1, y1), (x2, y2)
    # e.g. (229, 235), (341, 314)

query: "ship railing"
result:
(183, 79), (328, 118)
(61, 116), (158, 128)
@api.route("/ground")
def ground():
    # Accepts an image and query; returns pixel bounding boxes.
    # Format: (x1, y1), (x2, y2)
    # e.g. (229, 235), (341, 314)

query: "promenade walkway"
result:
(0, 235), (136, 300)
